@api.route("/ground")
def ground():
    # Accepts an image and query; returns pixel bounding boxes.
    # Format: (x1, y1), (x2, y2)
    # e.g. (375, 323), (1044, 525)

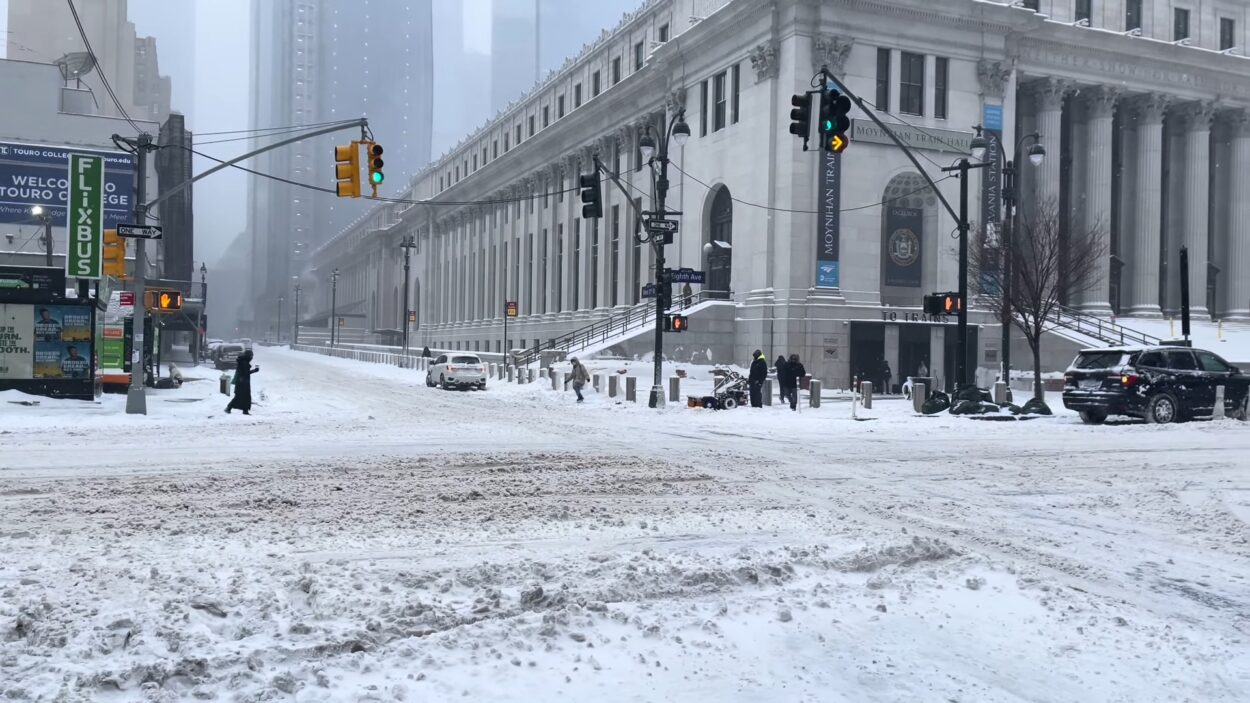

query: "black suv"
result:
(1062, 346), (1250, 424)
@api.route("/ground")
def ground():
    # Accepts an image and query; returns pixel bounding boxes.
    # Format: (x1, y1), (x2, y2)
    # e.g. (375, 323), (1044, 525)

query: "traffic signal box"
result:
(145, 289), (184, 312)
(335, 141), (361, 198)
(579, 173), (602, 218)
(820, 88), (852, 153)
(789, 93), (811, 142)
(923, 292), (962, 316)
(102, 228), (126, 278)
(364, 141), (384, 197)
(664, 314), (688, 333)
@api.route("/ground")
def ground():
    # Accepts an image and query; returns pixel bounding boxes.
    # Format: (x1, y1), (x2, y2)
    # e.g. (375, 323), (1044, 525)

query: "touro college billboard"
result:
(0, 141), (137, 229)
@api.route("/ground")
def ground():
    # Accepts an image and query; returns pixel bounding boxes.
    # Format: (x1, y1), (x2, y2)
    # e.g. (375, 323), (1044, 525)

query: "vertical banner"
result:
(65, 154), (105, 279)
(884, 206), (923, 287)
(980, 104), (1004, 295)
(0, 304), (35, 379)
(815, 150), (842, 288)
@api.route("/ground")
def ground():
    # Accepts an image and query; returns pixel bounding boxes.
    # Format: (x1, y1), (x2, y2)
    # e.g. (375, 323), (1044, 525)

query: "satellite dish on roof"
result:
(54, 52), (96, 85)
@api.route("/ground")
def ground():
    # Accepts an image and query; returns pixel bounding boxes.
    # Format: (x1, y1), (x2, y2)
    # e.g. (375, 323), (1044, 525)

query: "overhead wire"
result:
(66, 0), (141, 133)
(195, 119), (362, 137)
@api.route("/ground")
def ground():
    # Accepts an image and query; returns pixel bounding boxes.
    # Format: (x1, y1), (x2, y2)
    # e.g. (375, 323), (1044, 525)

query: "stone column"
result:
(1178, 101), (1215, 317)
(1125, 93), (1170, 316)
(1080, 86), (1119, 313)
(1031, 78), (1071, 209)
(1226, 112), (1250, 320)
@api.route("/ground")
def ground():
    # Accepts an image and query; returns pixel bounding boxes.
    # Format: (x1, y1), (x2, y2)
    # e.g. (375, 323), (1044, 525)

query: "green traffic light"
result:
(822, 119), (833, 132)
(371, 171), (384, 185)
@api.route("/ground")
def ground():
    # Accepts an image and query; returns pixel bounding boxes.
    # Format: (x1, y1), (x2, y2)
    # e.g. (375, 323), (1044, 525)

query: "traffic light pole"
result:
(400, 236), (415, 356)
(330, 268), (339, 348)
(293, 284), (301, 346)
(113, 132), (156, 415)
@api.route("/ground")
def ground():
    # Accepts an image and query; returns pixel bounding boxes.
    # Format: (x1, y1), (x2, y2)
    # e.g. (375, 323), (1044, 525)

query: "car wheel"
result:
(1234, 394), (1249, 422)
(425, 374), (434, 387)
(1079, 408), (1108, 425)
(440, 375), (451, 390)
(1145, 393), (1179, 424)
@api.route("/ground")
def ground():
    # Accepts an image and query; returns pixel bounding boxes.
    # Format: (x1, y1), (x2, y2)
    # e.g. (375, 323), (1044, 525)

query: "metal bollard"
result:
(1215, 385), (1226, 419)
(608, 375), (619, 398)
(540, 368), (549, 380)
(551, 371), (561, 391)
(993, 381), (1009, 405)
(527, 368), (536, 384)
(626, 376), (637, 402)
(668, 376), (680, 403)
(219, 373), (230, 395)
(913, 382), (927, 412)
(507, 365), (514, 382)
(763, 378), (773, 406)
(593, 374), (602, 392)
(809, 379), (822, 408)
(860, 381), (873, 409)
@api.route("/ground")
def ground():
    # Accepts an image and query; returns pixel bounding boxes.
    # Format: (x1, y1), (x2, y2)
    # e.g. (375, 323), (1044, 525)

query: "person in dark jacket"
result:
(225, 350), (260, 415)
(748, 350), (768, 408)
(785, 354), (806, 411)
(422, 346), (432, 358)
(774, 355), (790, 406)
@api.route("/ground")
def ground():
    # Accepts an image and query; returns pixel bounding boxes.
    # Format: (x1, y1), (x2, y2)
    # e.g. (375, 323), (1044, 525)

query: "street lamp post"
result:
(31, 206), (52, 267)
(638, 109), (690, 409)
(197, 262), (207, 364)
(330, 268), (340, 348)
(400, 235), (416, 356)
(999, 134), (1046, 386)
(277, 296), (285, 345)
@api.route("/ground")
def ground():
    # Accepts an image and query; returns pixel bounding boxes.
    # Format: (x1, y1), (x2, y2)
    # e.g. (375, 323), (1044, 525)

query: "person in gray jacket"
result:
(566, 357), (591, 402)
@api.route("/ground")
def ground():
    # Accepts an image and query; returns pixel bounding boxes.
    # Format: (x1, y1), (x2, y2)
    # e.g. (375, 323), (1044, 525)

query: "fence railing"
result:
(1049, 304), (1161, 347)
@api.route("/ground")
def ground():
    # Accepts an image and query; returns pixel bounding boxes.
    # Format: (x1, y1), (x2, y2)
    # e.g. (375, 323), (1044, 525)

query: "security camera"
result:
(4, 233), (13, 244)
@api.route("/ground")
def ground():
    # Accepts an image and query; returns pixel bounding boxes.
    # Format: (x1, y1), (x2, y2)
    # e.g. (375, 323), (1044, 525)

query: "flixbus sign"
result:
(65, 154), (105, 279)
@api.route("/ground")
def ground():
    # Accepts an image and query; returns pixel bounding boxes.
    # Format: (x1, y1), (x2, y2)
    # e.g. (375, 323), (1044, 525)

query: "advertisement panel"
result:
(815, 149), (842, 288)
(0, 141), (137, 229)
(33, 305), (93, 378)
(0, 304), (35, 379)
(884, 206), (924, 287)
(66, 154), (105, 279)
(979, 104), (1004, 295)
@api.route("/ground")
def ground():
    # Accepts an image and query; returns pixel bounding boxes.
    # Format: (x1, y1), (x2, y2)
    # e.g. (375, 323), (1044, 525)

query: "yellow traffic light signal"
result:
(102, 228), (126, 278)
(334, 142), (361, 198)
(829, 133), (849, 153)
(364, 141), (384, 197)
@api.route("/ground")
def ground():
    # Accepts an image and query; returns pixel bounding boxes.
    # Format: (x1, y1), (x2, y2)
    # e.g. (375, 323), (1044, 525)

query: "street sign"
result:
(644, 218), (679, 234)
(505, 301), (518, 318)
(641, 283), (656, 298)
(66, 154), (105, 279)
(117, 223), (163, 239)
(666, 268), (706, 284)
(338, 317), (345, 327)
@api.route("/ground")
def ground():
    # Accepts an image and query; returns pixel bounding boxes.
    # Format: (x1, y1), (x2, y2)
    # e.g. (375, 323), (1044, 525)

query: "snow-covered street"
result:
(2, 347), (1248, 702)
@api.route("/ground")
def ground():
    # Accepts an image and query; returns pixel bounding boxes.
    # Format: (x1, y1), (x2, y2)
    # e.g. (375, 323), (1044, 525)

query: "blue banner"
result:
(0, 141), (137, 229)
(815, 150), (841, 288)
(980, 104), (1004, 295)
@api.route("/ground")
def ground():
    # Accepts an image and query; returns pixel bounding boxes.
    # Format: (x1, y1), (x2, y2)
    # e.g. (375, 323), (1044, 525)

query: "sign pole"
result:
(125, 134), (152, 415)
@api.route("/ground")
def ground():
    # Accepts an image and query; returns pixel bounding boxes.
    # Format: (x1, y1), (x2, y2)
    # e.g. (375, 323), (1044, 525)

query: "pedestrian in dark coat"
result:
(881, 359), (893, 395)
(775, 355), (791, 406)
(785, 354), (806, 411)
(422, 346), (432, 358)
(225, 350), (259, 415)
(748, 350), (768, 408)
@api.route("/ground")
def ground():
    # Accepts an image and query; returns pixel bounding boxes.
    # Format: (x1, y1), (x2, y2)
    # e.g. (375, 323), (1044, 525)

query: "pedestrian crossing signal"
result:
(664, 314), (688, 332)
(923, 292), (961, 315)
(145, 289), (183, 312)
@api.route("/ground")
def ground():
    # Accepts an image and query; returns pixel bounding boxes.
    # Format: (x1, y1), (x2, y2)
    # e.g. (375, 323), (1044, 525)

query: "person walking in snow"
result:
(774, 354), (789, 406)
(566, 357), (591, 403)
(880, 358), (893, 395)
(225, 349), (259, 415)
(422, 346), (432, 358)
(784, 353), (806, 411)
(748, 350), (768, 408)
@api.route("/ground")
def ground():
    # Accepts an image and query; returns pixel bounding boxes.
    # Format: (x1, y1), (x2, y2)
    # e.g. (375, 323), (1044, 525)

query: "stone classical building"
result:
(307, 0), (1250, 389)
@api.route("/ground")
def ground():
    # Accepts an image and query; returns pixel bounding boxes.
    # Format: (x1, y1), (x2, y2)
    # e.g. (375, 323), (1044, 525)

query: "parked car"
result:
(214, 343), (246, 371)
(426, 353), (487, 390)
(1062, 346), (1250, 424)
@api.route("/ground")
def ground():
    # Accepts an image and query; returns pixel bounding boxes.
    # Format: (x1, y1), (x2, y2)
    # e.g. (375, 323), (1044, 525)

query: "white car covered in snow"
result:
(426, 353), (487, 391)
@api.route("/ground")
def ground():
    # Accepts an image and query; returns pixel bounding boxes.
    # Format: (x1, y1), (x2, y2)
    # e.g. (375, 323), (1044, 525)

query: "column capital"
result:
(976, 60), (1011, 99)
(665, 86), (687, 114)
(1223, 109), (1250, 138)
(749, 39), (780, 83)
(1125, 93), (1171, 124)
(1081, 85), (1121, 119)
(1174, 100), (1216, 132)
(1029, 77), (1074, 112)
(811, 34), (854, 75)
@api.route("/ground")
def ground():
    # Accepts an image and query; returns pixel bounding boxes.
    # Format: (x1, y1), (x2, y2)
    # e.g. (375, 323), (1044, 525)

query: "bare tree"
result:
(970, 200), (1108, 401)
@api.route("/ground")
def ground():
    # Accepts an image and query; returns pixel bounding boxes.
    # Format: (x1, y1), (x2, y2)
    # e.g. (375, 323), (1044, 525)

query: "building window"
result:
(876, 48), (891, 112)
(572, 220), (581, 310)
(558, 95), (566, 118)
(634, 41), (644, 70)
(576, 83), (584, 108)
(659, 24), (669, 42)
(493, 140), (498, 158)
(482, 147), (487, 165)
(1021, 0), (1039, 10)
(610, 205), (620, 307)
(935, 57), (948, 119)
(556, 225), (564, 311)
(900, 52), (924, 116)
(539, 230), (547, 314)
(1075, 0), (1091, 24)
(529, 116), (535, 136)
(504, 133), (510, 152)
(592, 70), (601, 97)
(699, 80), (709, 136)
(712, 71), (727, 131)
(612, 56), (621, 84)
(1220, 17), (1236, 50)
(632, 197), (643, 304)
(542, 105), (550, 128)
(1174, 8), (1190, 41)
(590, 220), (600, 308)
(731, 64), (740, 124)
(472, 153), (478, 170)
(515, 124), (522, 143)
(1125, 0), (1142, 31)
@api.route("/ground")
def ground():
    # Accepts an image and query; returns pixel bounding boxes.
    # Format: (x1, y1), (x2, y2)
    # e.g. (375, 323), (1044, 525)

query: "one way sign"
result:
(117, 223), (163, 239)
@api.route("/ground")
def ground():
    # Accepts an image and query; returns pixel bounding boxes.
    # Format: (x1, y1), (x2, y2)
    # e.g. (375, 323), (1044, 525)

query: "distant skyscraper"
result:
(246, 0), (434, 337)
(128, 0), (196, 120)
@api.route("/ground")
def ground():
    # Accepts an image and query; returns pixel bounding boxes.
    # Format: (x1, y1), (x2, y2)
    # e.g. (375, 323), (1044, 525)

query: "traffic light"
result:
(145, 289), (183, 312)
(666, 314), (688, 333)
(578, 173), (602, 218)
(102, 228), (126, 278)
(789, 93), (812, 142)
(820, 88), (852, 153)
(657, 282), (672, 311)
(334, 142), (361, 198)
(923, 292), (962, 316)
(365, 141), (384, 197)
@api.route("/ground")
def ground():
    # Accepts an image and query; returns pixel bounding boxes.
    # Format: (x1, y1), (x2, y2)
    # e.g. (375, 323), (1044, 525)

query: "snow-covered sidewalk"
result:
(1, 347), (1247, 701)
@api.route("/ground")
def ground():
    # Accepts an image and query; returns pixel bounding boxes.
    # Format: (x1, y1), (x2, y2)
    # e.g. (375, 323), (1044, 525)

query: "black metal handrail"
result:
(512, 290), (719, 367)
(1049, 304), (1161, 347)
